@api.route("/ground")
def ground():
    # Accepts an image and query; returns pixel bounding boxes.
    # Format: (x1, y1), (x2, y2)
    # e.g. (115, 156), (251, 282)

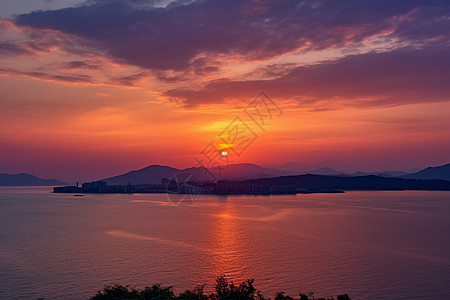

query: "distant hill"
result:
(402, 163), (450, 181)
(265, 160), (346, 174)
(0, 173), (66, 186)
(100, 162), (450, 186)
(349, 171), (410, 177)
(244, 174), (450, 191)
(103, 165), (188, 185)
(305, 167), (345, 176)
(263, 162), (430, 177)
(264, 161), (311, 173)
(210, 163), (284, 179)
(102, 163), (285, 185)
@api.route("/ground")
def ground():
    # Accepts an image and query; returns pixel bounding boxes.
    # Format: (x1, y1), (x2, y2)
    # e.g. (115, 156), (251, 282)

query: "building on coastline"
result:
(54, 178), (297, 195)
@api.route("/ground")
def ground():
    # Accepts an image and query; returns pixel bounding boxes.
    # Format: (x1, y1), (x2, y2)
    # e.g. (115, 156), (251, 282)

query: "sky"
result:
(0, 0), (449, 182)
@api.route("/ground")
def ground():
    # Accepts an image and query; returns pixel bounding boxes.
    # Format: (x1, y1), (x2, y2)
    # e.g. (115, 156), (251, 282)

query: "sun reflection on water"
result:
(207, 203), (249, 283)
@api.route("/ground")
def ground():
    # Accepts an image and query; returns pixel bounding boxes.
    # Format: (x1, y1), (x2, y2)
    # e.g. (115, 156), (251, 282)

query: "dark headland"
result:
(54, 174), (450, 195)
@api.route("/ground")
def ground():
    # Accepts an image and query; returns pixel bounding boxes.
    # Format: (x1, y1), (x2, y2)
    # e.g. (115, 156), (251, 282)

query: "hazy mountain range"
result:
(263, 161), (421, 177)
(1, 163), (449, 186)
(102, 163), (284, 185)
(402, 163), (450, 181)
(244, 174), (450, 192)
(101, 162), (450, 185)
(0, 173), (66, 186)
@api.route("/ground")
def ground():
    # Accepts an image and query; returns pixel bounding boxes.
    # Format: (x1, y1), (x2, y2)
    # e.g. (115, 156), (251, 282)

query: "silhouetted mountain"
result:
(103, 165), (191, 185)
(243, 174), (450, 191)
(210, 163), (284, 179)
(265, 160), (347, 173)
(349, 171), (410, 177)
(102, 163), (284, 185)
(264, 162), (433, 178)
(264, 161), (311, 173)
(305, 167), (345, 176)
(0, 173), (66, 186)
(101, 162), (450, 186)
(402, 163), (450, 181)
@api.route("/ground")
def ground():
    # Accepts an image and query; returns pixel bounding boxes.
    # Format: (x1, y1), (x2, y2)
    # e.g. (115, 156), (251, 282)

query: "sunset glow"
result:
(0, 0), (449, 182)
(1, 2), (450, 300)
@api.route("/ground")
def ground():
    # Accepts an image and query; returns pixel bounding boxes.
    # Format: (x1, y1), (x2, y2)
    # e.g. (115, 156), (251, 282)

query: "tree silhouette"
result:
(90, 275), (351, 300)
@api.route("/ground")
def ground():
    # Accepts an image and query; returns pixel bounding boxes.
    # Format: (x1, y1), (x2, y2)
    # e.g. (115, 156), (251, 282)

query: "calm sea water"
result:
(0, 187), (449, 299)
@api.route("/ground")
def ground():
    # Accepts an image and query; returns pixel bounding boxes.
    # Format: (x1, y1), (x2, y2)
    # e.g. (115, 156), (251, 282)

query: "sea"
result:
(0, 187), (449, 299)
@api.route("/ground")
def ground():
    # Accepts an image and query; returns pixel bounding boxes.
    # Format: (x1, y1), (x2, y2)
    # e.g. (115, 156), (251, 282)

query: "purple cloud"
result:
(0, 42), (32, 55)
(13, 0), (449, 72)
(0, 67), (95, 84)
(164, 46), (450, 107)
(56, 60), (102, 70)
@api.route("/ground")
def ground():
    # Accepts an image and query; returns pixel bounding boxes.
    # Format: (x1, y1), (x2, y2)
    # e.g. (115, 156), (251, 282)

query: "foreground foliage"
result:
(91, 275), (350, 300)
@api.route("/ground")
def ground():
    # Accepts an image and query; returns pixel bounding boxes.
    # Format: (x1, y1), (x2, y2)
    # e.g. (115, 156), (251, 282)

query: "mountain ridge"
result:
(100, 162), (450, 185)
(102, 163), (285, 185)
(0, 173), (66, 186)
(402, 163), (450, 181)
(243, 174), (450, 191)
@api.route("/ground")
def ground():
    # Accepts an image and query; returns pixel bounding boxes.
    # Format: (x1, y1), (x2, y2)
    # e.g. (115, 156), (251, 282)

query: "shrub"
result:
(90, 275), (350, 300)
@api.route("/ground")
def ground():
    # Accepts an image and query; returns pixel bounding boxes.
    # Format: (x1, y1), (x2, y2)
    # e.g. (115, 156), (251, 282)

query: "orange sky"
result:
(0, 1), (449, 182)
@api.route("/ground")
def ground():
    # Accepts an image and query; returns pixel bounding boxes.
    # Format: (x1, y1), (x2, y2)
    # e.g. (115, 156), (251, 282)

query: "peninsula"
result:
(53, 174), (450, 195)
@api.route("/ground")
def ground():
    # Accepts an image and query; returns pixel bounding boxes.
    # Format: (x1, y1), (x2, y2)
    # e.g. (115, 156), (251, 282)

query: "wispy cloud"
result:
(0, 66), (95, 84)
(164, 45), (450, 107)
